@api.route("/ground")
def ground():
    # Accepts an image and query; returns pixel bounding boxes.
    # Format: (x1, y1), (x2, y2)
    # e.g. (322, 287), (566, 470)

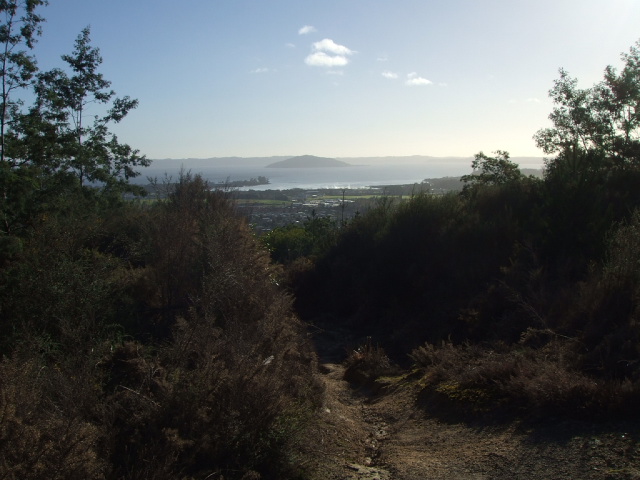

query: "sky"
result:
(25, 0), (640, 160)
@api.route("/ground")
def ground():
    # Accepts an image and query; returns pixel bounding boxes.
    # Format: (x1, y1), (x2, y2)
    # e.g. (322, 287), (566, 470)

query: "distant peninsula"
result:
(211, 176), (269, 188)
(266, 155), (350, 168)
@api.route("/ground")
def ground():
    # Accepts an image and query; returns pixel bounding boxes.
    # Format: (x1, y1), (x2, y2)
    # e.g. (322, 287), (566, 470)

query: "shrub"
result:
(410, 339), (640, 419)
(343, 337), (396, 386)
(0, 357), (104, 480)
(0, 174), (321, 479)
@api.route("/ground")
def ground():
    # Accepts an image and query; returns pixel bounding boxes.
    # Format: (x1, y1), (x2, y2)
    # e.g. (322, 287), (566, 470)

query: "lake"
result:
(136, 157), (544, 191)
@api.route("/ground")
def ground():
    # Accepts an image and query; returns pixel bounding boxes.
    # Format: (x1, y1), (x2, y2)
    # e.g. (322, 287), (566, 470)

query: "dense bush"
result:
(294, 183), (542, 358)
(410, 335), (640, 419)
(292, 146), (640, 415)
(0, 175), (320, 479)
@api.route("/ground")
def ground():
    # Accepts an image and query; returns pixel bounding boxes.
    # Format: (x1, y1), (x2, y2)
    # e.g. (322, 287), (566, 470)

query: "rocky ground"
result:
(297, 327), (640, 480)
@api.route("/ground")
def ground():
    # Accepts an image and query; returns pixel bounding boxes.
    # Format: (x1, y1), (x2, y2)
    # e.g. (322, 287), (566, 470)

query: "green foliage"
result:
(461, 150), (523, 194)
(537, 147), (640, 280)
(263, 223), (314, 264)
(16, 26), (150, 190)
(0, 0), (47, 164)
(0, 0), (46, 235)
(0, 22), (149, 241)
(295, 187), (541, 356)
(534, 40), (640, 166)
(263, 213), (337, 265)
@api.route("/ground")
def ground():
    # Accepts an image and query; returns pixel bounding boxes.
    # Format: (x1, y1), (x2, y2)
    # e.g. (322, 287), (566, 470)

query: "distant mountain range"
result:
(266, 155), (351, 168)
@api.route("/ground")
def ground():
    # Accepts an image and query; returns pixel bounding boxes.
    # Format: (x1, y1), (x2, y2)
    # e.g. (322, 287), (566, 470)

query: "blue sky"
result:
(27, 0), (640, 159)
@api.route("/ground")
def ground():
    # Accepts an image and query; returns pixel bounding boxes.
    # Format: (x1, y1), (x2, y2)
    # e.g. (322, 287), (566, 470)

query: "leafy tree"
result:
(12, 26), (149, 192)
(534, 40), (640, 166)
(1, 26), (148, 236)
(263, 224), (313, 264)
(530, 41), (640, 274)
(263, 214), (337, 264)
(0, 0), (46, 164)
(0, 0), (45, 236)
(461, 150), (522, 194)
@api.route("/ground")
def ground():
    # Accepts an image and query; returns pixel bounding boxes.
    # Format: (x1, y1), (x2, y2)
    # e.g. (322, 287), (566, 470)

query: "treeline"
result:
(138, 175), (271, 198)
(0, 4), (318, 479)
(277, 40), (640, 418)
(212, 175), (270, 188)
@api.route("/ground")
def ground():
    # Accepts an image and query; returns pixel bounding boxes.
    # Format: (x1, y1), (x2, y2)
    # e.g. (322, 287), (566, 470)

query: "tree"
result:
(0, 0), (46, 165)
(14, 26), (149, 191)
(461, 150), (522, 193)
(593, 41), (640, 163)
(534, 40), (640, 167)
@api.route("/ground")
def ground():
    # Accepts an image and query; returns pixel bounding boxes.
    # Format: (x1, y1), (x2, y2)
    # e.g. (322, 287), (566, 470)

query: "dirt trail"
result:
(300, 361), (392, 480)
(302, 358), (640, 480)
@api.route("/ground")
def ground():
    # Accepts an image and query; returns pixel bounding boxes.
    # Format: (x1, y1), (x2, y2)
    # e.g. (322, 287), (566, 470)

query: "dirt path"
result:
(299, 361), (392, 480)
(301, 359), (640, 480)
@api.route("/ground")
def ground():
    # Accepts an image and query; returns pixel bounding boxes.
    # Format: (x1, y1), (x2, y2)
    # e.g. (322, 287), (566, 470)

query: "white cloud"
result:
(298, 25), (317, 35)
(377, 55), (389, 62)
(405, 72), (432, 86)
(285, 43), (295, 48)
(382, 71), (398, 79)
(305, 38), (354, 68)
(526, 98), (541, 103)
(250, 68), (269, 74)
(311, 38), (354, 56)
(305, 51), (349, 67)
(326, 70), (344, 76)
(438, 82), (448, 87)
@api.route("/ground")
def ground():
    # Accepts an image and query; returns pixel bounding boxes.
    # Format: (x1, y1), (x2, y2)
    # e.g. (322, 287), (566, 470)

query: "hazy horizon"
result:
(137, 154), (545, 189)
